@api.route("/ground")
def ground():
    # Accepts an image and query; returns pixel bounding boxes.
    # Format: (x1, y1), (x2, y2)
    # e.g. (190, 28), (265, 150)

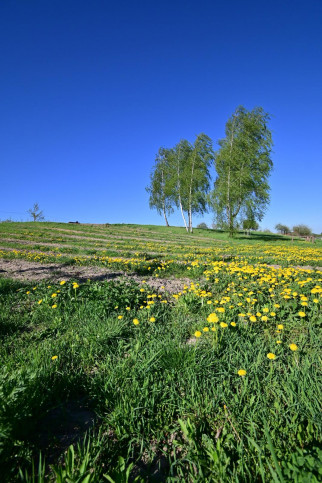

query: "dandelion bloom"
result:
(118, 315), (123, 319)
(52, 304), (57, 309)
(194, 330), (202, 338)
(267, 353), (276, 360)
(73, 283), (79, 289)
(126, 307), (130, 311)
(270, 312), (276, 317)
(277, 324), (284, 330)
(237, 369), (247, 376)
(249, 316), (257, 322)
(133, 319), (139, 325)
(207, 313), (219, 323)
(149, 317), (156, 322)
(140, 288), (145, 292)
(298, 311), (306, 317)
(230, 322), (236, 327)
(262, 308), (269, 313)
(60, 281), (66, 285)
(26, 291), (31, 294)
(203, 327), (209, 332)
(289, 343), (298, 351)
(51, 355), (58, 360)
(261, 316), (269, 322)
(38, 300), (42, 305)
(276, 340), (282, 344)
(51, 293), (57, 298)
(217, 307), (225, 313)
(220, 322), (228, 328)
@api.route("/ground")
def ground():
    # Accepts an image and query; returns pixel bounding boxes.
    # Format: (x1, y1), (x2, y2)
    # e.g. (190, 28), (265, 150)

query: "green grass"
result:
(0, 264), (321, 481)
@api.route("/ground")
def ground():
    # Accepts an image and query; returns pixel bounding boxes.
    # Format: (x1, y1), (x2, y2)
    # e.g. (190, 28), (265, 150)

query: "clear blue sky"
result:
(1, 0), (321, 233)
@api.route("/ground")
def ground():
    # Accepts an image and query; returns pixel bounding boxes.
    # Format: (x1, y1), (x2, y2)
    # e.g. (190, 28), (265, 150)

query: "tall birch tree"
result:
(185, 134), (213, 232)
(211, 106), (273, 236)
(146, 148), (173, 226)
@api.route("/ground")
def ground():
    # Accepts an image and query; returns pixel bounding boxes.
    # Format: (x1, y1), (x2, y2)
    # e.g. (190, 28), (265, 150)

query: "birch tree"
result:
(185, 134), (213, 232)
(211, 106), (273, 236)
(171, 139), (191, 232)
(146, 148), (173, 226)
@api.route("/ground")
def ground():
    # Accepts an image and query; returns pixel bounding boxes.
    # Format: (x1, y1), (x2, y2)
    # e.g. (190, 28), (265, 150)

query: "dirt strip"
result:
(0, 258), (191, 294)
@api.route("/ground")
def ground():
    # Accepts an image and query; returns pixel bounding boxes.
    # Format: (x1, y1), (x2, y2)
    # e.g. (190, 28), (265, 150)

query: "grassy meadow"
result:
(0, 222), (321, 482)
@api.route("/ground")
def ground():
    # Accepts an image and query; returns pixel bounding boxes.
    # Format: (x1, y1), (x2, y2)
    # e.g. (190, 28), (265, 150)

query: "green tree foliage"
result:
(185, 134), (214, 232)
(147, 135), (213, 232)
(275, 223), (290, 235)
(27, 202), (44, 222)
(146, 148), (173, 226)
(211, 106), (273, 236)
(242, 218), (259, 235)
(293, 224), (312, 236)
(197, 222), (208, 229)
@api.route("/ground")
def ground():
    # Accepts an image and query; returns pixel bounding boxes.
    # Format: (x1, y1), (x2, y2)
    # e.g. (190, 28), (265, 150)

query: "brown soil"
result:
(0, 258), (191, 293)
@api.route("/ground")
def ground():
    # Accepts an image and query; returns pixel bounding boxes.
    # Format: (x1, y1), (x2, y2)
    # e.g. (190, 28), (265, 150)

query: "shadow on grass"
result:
(0, 277), (27, 296)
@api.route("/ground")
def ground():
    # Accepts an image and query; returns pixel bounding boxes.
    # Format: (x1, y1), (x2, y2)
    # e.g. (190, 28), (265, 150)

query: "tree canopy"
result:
(210, 106), (273, 236)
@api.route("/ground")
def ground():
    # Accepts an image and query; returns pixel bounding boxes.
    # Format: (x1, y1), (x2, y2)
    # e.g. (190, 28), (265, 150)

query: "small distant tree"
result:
(242, 219), (259, 235)
(293, 224), (311, 236)
(27, 202), (44, 221)
(197, 222), (208, 229)
(275, 223), (290, 235)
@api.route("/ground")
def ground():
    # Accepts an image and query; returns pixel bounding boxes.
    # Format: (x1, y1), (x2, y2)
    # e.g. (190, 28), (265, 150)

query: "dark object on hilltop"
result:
(69, 221), (80, 224)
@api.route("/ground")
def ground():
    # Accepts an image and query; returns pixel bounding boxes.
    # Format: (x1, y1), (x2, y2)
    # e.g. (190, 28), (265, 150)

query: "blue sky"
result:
(1, 0), (321, 233)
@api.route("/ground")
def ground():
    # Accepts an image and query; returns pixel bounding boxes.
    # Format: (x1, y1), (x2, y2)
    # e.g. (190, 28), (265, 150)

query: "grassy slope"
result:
(0, 223), (321, 481)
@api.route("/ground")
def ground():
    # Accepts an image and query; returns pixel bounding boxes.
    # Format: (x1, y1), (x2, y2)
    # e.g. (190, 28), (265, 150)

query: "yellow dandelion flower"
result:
(38, 299), (42, 304)
(249, 316), (257, 322)
(52, 304), (57, 309)
(207, 313), (219, 323)
(276, 340), (282, 344)
(237, 369), (247, 376)
(51, 355), (58, 360)
(51, 293), (57, 298)
(203, 327), (209, 332)
(270, 312), (276, 317)
(262, 308), (269, 313)
(298, 311), (306, 317)
(118, 315), (123, 319)
(277, 324), (284, 330)
(289, 343), (298, 351)
(133, 319), (139, 325)
(194, 330), (202, 338)
(60, 281), (66, 285)
(267, 353), (276, 360)
(149, 317), (156, 322)
(230, 322), (236, 327)
(220, 322), (228, 328)
(261, 316), (269, 322)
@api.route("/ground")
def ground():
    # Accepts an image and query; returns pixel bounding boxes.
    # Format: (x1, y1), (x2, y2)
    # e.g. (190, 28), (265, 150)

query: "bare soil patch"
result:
(0, 258), (190, 293)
